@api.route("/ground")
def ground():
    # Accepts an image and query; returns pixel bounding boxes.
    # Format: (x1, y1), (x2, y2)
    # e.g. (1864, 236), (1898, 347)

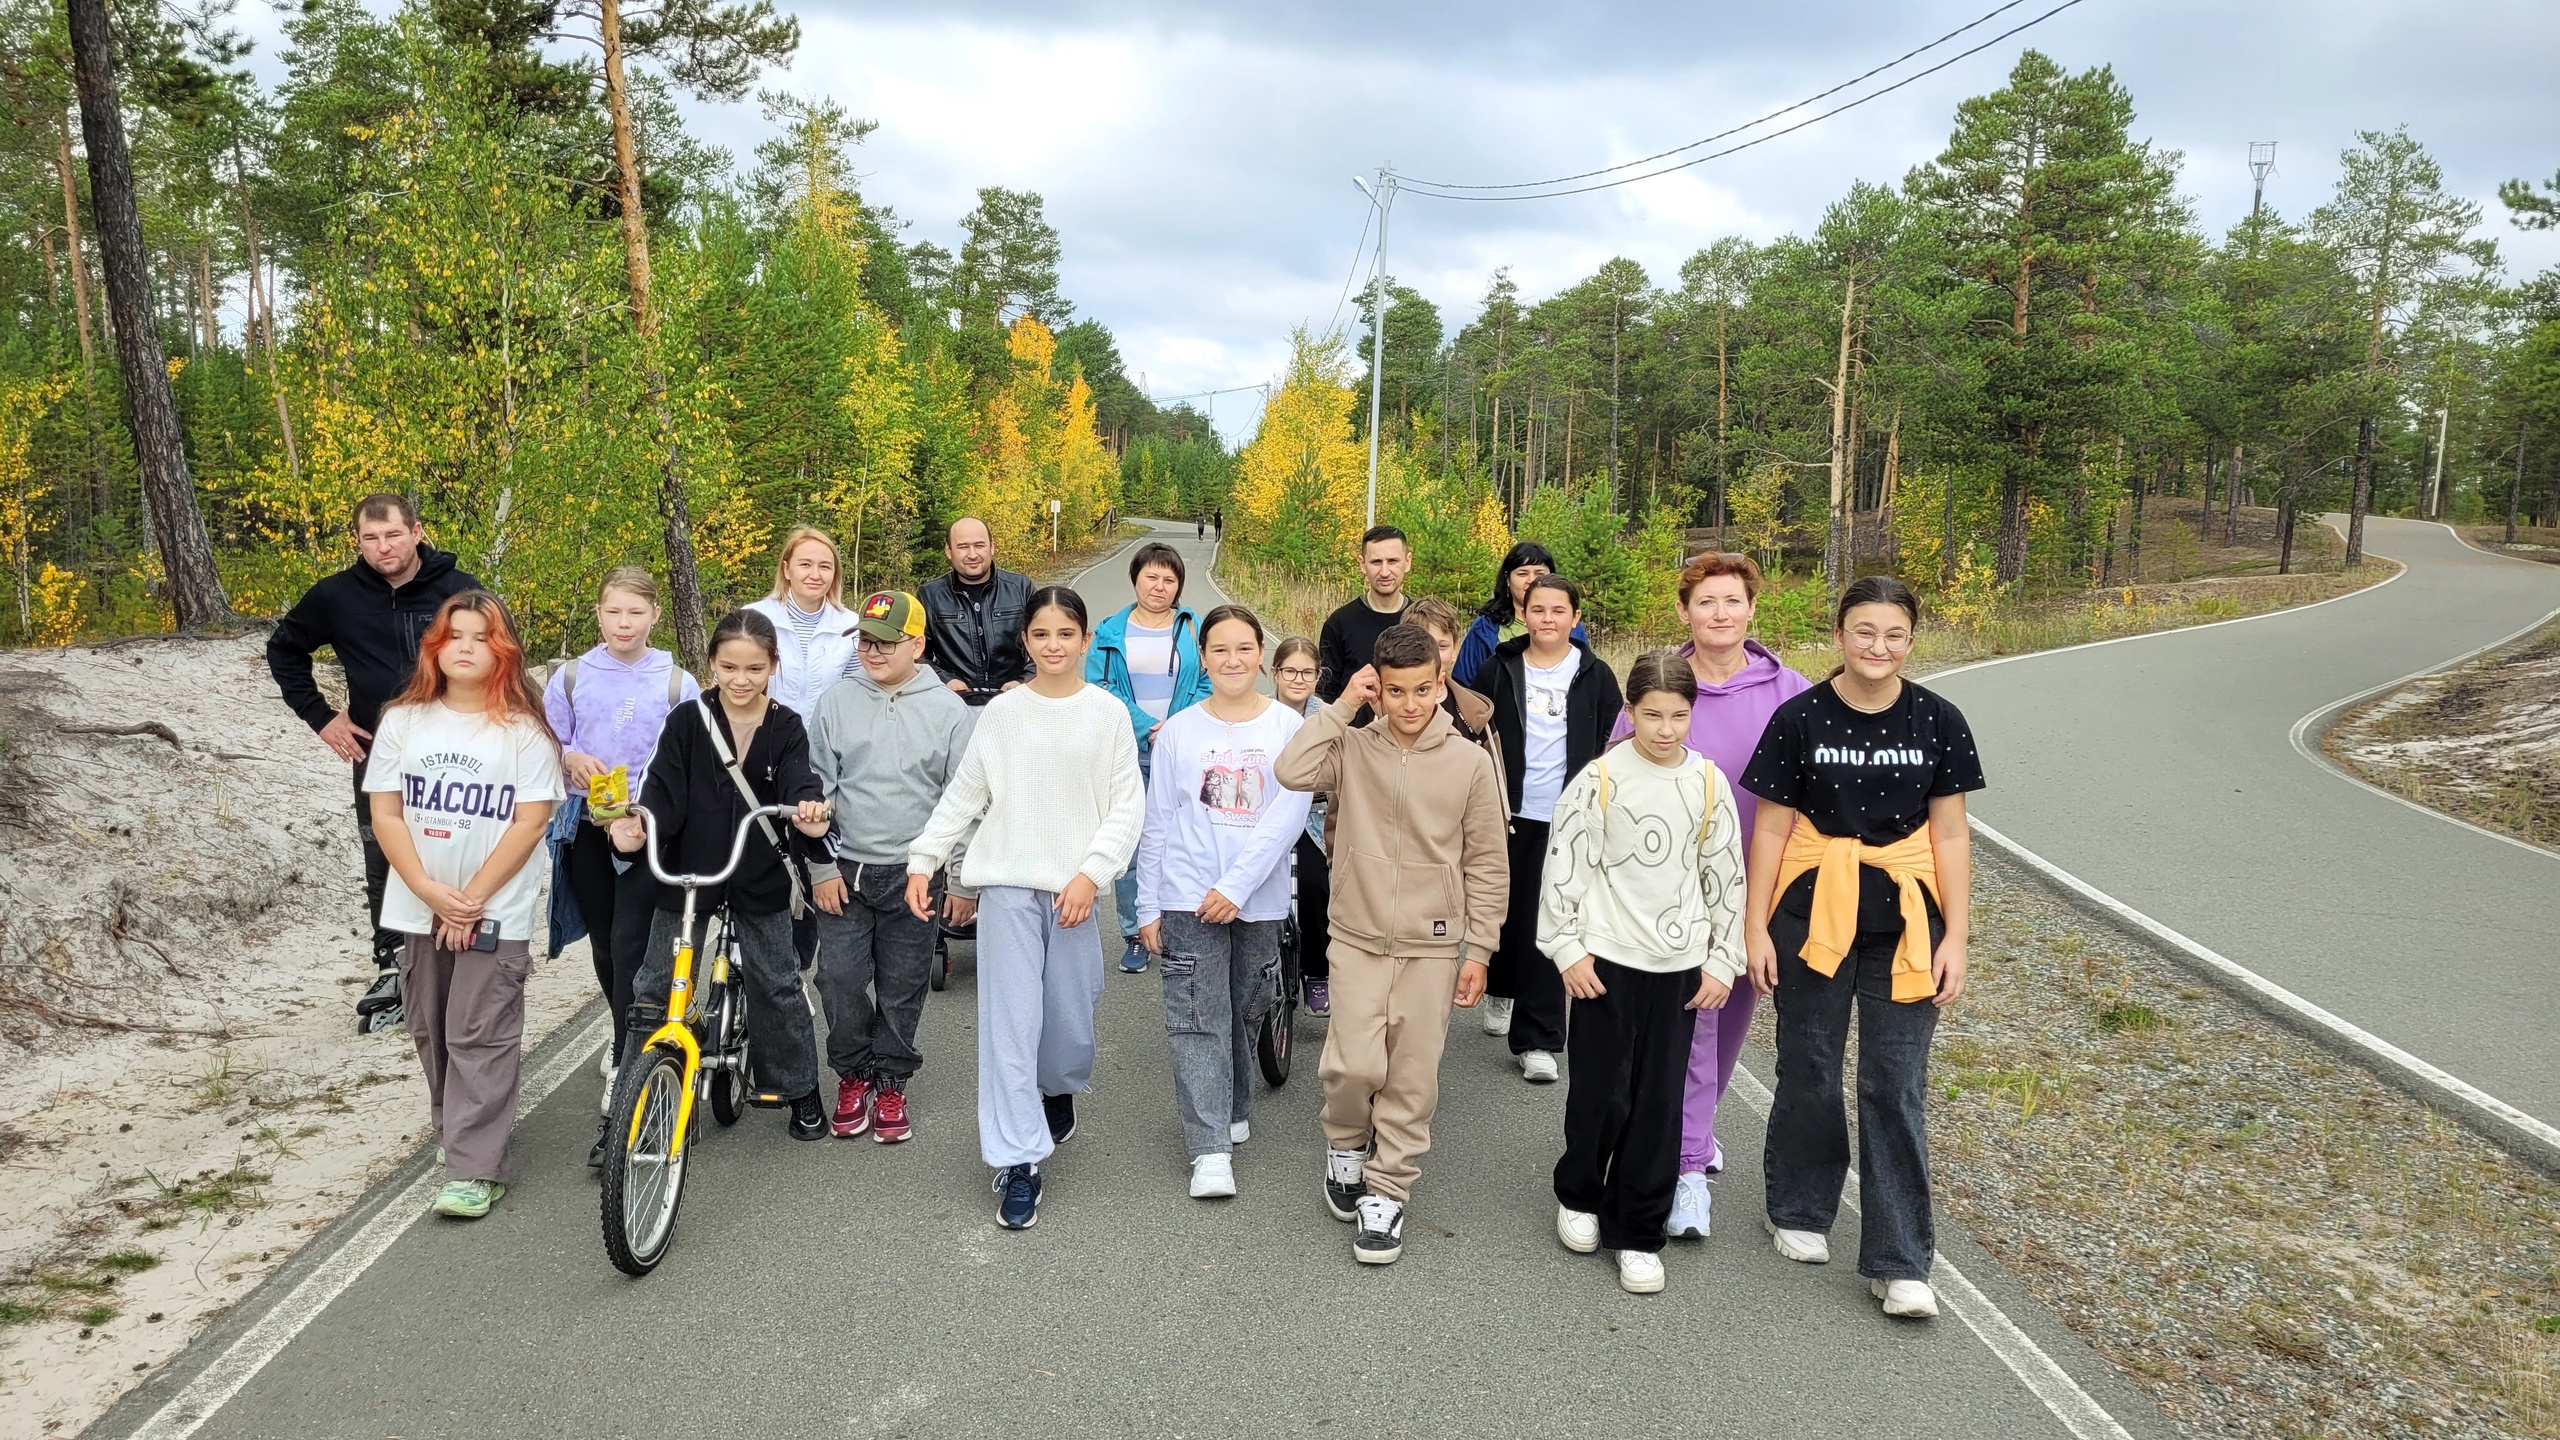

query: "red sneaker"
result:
(871, 1083), (912, 1144)
(831, 1077), (872, 1138)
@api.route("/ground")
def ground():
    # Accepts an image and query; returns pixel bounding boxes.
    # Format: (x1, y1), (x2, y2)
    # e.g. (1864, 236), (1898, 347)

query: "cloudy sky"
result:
(240, 0), (2560, 444)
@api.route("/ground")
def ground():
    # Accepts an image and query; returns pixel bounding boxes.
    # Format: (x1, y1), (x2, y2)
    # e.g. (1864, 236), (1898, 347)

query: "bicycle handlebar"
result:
(625, 803), (799, 890)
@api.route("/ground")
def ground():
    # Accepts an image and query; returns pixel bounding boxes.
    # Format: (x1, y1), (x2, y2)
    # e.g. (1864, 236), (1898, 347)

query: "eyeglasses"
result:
(1845, 627), (1913, 653)
(856, 635), (910, 653)
(1274, 667), (1319, 682)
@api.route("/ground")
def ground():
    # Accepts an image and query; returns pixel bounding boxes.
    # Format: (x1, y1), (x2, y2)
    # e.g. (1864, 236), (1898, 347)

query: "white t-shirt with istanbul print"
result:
(1134, 698), (1312, 929)
(362, 700), (564, 941)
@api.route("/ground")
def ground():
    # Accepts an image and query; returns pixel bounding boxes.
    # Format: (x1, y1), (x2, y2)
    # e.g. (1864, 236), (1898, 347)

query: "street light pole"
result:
(1355, 168), (1395, 530)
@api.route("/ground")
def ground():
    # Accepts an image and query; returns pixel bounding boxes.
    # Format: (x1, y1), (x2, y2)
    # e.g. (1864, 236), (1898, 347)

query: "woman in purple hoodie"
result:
(1609, 551), (1807, 1240)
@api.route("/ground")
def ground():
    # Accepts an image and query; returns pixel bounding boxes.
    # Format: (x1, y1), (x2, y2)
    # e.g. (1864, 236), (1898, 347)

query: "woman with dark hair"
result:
(1090, 540), (1212, 972)
(1740, 574), (1984, 1321)
(613, 608), (834, 1151)
(908, 585), (1147, 1230)
(1453, 542), (1586, 689)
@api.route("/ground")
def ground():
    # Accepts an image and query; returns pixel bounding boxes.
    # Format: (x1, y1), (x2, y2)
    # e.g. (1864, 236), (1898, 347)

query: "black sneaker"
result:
(1353, 1195), (1404, 1264)
(355, 969), (402, 1034)
(587, 1122), (608, 1169)
(996, 1163), (1043, 1229)
(1043, 1092), (1076, 1146)
(789, 1093), (826, 1141)
(1324, 1148), (1368, 1222)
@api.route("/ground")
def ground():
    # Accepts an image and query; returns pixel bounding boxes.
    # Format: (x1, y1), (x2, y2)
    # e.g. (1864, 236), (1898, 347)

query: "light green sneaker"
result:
(431, 1178), (505, 1219)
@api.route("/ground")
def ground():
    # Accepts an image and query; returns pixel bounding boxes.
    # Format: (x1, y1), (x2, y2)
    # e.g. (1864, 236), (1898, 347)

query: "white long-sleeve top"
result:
(1537, 746), (1747, 983)
(1136, 698), (1312, 928)
(908, 682), (1145, 894)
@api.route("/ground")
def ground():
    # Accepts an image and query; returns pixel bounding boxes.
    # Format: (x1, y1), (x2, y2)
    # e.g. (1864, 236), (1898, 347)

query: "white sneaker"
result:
(1520, 1050), (1559, 1084)
(1765, 1217), (1830, 1264)
(1481, 996), (1513, 1036)
(1189, 1152), (1237, 1199)
(1230, 1119), (1250, 1144)
(597, 1046), (612, 1079)
(1556, 1204), (1600, 1253)
(1666, 1172), (1712, 1239)
(1616, 1249), (1666, 1294)
(1873, 1278), (1939, 1318)
(599, 1066), (618, 1117)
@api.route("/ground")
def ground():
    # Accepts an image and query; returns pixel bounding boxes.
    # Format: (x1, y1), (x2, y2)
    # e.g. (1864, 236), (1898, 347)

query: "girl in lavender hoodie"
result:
(1609, 551), (1807, 1239)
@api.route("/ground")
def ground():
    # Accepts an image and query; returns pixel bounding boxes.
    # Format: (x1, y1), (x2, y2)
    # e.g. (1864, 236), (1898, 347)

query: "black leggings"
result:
(564, 820), (657, 1058)
(1294, 832), (1331, 982)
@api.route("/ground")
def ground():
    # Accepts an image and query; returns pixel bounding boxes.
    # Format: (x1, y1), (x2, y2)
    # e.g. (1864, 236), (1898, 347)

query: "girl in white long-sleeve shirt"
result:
(1135, 605), (1311, 1199)
(908, 585), (1144, 1231)
(1538, 649), (1745, 1295)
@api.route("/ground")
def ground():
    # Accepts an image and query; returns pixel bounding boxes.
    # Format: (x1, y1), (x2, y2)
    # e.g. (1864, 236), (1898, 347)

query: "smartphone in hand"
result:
(469, 919), (502, 953)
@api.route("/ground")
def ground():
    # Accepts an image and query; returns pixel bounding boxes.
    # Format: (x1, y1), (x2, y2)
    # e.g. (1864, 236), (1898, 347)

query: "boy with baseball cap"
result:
(804, 591), (979, 1141)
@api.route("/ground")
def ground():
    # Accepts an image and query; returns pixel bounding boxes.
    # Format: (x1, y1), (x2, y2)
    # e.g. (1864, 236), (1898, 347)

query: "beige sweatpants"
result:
(1316, 942), (1460, 1205)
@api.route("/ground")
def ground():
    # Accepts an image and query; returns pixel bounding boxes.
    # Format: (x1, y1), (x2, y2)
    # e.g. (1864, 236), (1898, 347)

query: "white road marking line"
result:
(1971, 816), (2560, 1162)
(130, 1012), (610, 1440)
(1724, 1066), (2138, 1440)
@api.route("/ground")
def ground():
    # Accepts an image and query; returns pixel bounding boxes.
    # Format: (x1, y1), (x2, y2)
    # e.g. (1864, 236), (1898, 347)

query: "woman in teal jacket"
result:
(1087, 540), (1212, 970)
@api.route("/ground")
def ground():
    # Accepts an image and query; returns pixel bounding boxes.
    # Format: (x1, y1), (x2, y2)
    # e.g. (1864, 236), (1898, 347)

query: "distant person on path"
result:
(1277, 624), (1507, 1266)
(1475, 575), (1622, 1084)
(1213, 509), (1223, 541)
(360, 591), (560, 1220)
(1453, 542), (1586, 691)
(1541, 650), (1745, 1294)
(1314, 526), (1413, 702)
(1135, 604), (1310, 1200)
(744, 527), (857, 721)
(1741, 574), (1983, 1321)
(907, 586), (1146, 1231)
(805, 590), (979, 1145)
(268, 492), (484, 1032)
(1197, 515), (1206, 540)
(542, 566), (698, 1128)
(920, 516), (1035, 706)
(1089, 540), (1211, 973)
(1607, 551), (1807, 1241)
(1270, 637), (1332, 1018)
(614, 610), (834, 1146)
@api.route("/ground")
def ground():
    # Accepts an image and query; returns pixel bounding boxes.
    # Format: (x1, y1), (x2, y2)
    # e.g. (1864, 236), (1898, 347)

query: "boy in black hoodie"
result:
(266, 493), (482, 1030)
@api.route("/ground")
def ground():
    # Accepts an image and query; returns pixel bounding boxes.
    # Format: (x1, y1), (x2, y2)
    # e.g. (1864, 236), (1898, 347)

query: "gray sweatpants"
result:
(1157, 912), (1278, 1157)
(976, 885), (1106, 1168)
(397, 932), (531, 1184)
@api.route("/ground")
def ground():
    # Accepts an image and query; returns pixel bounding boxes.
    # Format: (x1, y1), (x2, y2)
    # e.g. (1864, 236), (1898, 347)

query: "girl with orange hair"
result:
(363, 590), (565, 1221)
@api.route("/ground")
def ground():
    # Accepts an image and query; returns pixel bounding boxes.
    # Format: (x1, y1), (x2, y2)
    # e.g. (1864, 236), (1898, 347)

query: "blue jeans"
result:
(1157, 912), (1279, 1156)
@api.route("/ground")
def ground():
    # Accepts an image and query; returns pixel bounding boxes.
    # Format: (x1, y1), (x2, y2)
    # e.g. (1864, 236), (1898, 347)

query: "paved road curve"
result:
(1933, 517), (2560, 1144)
(94, 521), (2162, 1440)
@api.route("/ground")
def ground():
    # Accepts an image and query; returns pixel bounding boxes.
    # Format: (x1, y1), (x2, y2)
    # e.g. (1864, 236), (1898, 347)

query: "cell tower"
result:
(2248, 141), (2278, 219)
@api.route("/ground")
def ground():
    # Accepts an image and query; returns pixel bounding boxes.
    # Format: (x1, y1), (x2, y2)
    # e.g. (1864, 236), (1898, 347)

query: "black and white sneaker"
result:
(1353, 1195), (1404, 1265)
(1324, 1148), (1369, 1222)
(1043, 1092), (1076, 1146)
(355, 969), (403, 1034)
(788, 1093), (827, 1141)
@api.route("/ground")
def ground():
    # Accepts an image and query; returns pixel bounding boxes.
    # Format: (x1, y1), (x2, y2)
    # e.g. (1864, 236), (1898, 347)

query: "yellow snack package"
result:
(587, 765), (632, 819)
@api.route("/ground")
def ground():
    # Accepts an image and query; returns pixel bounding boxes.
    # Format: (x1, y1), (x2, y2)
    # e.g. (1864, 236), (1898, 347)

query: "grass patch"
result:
(93, 1250), (160, 1274)
(0, 1299), (44, 1325)
(135, 1162), (269, 1232)
(2094, 1000), (2166, 1034)
(70, 1303), (119, 1328)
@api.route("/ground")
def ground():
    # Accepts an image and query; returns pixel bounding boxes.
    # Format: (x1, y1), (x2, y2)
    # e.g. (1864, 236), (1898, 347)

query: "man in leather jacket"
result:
(919, 516), (1035, 705)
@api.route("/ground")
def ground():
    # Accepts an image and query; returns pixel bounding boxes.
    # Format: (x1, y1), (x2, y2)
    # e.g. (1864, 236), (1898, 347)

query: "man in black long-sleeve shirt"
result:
(265, 493), (481, 1029)
(1315, 525), (1414, 703)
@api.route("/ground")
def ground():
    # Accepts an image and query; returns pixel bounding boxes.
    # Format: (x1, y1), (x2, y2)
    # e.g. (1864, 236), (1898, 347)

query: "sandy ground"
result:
(0, 632), (595, 1440)
(2326, 618), (2560, 849)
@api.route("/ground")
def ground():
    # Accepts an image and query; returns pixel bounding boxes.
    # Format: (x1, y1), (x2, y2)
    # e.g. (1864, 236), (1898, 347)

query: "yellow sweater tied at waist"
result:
(1773, 816), (1940, 1003)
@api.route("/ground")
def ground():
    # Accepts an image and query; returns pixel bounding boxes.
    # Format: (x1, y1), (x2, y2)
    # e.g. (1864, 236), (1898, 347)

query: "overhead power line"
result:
(1397, 0), (2092, 203)
(1324, 199), (1378, 339)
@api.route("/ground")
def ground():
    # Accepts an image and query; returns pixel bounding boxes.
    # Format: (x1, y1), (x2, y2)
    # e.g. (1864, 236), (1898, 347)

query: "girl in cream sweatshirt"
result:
(1537, 649), (1745, 1295)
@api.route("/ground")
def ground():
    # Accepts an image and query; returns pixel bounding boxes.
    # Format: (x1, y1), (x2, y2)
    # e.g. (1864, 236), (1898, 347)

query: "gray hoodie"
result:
(804, 662), (979, 886)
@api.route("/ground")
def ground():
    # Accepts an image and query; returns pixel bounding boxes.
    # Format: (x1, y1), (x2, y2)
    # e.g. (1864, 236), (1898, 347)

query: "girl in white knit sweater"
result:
(1538, 649), (1746, 1294)
(908, 585), (1145, 1231)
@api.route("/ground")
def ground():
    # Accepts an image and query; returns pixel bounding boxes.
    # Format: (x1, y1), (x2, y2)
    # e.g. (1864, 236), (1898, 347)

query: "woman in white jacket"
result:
(907, 586), (1145, 1231)
(1538, 649), (1745, 1295)
(745, 527), (858, 720)
(1134, 605), (1311, 1200)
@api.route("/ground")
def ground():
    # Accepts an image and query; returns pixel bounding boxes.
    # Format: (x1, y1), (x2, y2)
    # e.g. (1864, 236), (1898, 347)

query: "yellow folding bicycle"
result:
(599, 802), (792, 1276)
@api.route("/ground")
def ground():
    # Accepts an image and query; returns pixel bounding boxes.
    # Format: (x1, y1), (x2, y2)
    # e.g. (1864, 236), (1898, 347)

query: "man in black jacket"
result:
(1474, 575), (1623, 1079)
(919, 516), (1034, 706)
(1315, 525), (1413, 703)
(265, 493), (482, 1031)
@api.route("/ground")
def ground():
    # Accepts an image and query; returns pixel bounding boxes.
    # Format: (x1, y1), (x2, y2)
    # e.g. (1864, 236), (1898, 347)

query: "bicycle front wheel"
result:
(600, 1045), (690, 1276)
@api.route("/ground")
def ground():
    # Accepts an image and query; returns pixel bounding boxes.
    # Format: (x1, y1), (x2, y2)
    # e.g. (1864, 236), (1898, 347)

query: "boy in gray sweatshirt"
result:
(805, 591), (979, 1142)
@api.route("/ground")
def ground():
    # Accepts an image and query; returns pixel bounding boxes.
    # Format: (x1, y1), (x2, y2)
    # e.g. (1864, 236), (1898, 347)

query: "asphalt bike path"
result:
(1930, 517), (2560, 1161)
(95, 519), (2165, 1440)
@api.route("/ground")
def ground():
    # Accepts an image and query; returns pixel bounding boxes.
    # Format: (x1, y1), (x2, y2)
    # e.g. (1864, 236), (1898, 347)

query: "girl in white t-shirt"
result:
(906, 586), (1145, 1231)
(363, 591), (563, 1222)
(1134, 605), (1311, 1199)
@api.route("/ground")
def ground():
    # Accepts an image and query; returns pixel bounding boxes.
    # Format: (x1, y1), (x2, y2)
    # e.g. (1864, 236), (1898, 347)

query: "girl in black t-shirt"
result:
(1737, 576), (1984, 1321)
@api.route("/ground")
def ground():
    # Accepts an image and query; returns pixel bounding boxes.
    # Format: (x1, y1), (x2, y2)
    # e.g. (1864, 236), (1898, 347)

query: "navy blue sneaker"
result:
(1118, 941), (1150, 974)
(1043, 1091), (1076, 1145)
(995, 1163), (1042, 1229)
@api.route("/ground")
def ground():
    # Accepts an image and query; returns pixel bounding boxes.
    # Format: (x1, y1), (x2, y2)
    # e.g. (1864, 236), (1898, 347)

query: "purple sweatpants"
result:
(1680, 983), (1758, 1175)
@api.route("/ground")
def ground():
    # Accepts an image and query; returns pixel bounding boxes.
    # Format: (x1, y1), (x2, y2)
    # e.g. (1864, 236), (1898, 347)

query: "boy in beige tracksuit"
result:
(1276, 623), (1509, 1265)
